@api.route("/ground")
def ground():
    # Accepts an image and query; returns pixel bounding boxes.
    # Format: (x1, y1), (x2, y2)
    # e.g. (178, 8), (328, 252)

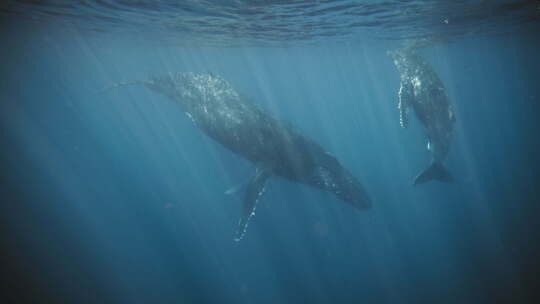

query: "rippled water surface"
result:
(3, 0), (540, 45)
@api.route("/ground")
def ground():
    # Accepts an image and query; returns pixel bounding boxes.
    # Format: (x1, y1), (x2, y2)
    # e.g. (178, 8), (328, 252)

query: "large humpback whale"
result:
(389, 48), (456, 185)
(106, 72), (371, 240)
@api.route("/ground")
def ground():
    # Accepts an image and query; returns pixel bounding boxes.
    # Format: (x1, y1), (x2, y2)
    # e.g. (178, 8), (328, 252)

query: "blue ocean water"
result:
(1, 1), (540, 303)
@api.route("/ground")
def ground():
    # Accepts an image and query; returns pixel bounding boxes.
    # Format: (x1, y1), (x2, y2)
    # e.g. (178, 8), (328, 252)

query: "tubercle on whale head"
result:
(387, 50), (410, 74)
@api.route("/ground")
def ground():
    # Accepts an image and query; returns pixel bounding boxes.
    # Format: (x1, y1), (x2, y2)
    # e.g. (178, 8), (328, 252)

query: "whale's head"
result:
(387, 49), (410, 72)
(308, 152), (372, 210)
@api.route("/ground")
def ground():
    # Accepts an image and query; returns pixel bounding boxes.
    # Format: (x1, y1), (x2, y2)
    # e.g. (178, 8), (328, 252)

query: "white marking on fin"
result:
(234, 185), (265, 242)
(234, 167), (271, 242)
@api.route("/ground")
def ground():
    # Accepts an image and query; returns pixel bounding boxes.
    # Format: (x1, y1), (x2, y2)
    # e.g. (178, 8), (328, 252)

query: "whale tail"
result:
(413, 162), (453, 185)
(99, 80), (152, 94)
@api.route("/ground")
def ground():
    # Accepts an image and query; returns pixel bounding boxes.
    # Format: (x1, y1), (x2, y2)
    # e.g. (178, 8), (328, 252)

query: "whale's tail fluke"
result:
(101, 74), (186, 101)
(413, 162), (453, 185)
(99, 80), (150, 94)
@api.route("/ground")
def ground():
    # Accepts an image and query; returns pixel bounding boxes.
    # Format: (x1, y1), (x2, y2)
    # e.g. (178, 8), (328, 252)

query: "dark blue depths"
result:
(1, 25), (540, 304)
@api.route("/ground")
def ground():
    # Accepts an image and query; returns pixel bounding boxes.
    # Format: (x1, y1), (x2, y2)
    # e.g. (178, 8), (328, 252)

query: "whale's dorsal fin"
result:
(398, 80), (414, 128)
(234, 166), (272, 242)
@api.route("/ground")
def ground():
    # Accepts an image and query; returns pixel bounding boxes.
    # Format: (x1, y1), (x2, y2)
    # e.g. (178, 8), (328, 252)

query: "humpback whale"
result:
(106, 72), (371, 240)
(389, 48), (456, 185)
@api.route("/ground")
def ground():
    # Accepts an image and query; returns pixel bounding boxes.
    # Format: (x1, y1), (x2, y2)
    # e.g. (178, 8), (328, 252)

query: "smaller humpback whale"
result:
(105, 72), (371, 240)
(389, 47), (456, 185)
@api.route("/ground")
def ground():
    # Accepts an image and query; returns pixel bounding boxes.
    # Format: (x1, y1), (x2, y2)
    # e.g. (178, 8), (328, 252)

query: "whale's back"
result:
(145, 73), (307, 165)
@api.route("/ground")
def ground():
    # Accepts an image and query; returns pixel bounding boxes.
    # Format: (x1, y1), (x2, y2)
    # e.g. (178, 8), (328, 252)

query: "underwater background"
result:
(1, 1), (540, 303)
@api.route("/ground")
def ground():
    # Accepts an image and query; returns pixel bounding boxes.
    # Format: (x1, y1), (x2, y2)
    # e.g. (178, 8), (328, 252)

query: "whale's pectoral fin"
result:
(398, 81), (414, 128)
(448, 107), (456, 122)
(413, 162), (453, 185)
(234, 167), (272, 242)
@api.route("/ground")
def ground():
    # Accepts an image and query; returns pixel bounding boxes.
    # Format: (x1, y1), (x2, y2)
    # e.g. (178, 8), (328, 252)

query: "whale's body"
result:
(108, 72), (371, 240)
(389, 49), (456, 185)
